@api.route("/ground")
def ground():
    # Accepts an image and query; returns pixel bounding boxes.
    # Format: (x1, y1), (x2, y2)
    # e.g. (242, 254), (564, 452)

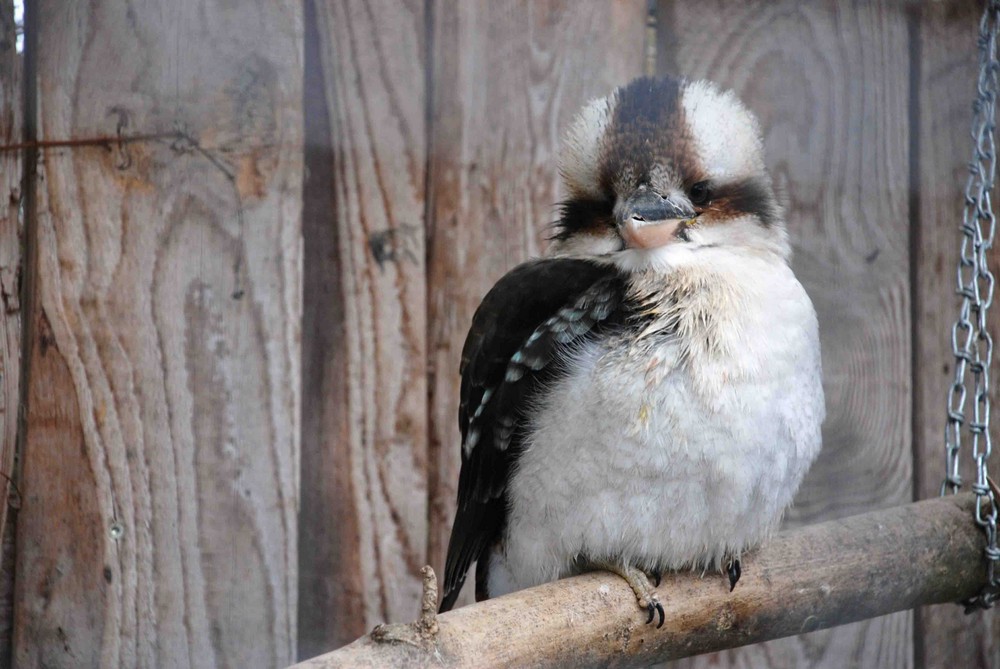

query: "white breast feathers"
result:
(490, 247), (825, 596)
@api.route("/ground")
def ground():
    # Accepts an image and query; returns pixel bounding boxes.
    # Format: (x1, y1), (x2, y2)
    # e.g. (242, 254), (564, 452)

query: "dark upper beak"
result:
(617, 189), (695, 226)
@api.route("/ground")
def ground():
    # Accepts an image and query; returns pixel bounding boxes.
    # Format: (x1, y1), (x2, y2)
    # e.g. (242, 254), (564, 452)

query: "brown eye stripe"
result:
(553, 197), (615, 241)
(700, 177), (778, 227)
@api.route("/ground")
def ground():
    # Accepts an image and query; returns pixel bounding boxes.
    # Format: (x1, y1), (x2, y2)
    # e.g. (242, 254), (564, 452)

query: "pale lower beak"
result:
(621, 217), (691, 249)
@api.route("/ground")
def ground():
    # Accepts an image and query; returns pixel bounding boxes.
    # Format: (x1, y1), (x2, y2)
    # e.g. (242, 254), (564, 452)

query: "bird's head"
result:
(552, 76), (786, 264)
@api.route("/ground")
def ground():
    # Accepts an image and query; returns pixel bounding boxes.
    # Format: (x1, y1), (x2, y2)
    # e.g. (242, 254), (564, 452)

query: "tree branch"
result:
(291, 495), (987, 668)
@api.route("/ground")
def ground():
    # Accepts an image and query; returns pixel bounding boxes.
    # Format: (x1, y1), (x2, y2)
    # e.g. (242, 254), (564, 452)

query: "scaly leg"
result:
(585, 560), (665, 628)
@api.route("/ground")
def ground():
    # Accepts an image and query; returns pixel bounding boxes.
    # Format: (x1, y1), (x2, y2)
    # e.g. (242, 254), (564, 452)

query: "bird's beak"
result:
(617, 190), (696, 249)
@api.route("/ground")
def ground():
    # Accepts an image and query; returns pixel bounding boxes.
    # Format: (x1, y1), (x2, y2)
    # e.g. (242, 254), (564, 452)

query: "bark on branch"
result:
(291, 495), (987, 669)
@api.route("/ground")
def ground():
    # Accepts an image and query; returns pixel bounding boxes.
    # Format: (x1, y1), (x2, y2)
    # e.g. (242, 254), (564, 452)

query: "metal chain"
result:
(944, 0), (1000, 612)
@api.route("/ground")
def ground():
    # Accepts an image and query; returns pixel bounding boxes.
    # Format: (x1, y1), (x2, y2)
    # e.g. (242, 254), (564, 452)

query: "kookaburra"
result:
(438, 76), (825, 626)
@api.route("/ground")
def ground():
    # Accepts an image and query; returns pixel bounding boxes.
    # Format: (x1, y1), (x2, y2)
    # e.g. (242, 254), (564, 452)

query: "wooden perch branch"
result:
(291, 495), (988, 669)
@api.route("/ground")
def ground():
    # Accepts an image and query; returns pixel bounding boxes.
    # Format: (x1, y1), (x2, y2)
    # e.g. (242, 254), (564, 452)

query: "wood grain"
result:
(0, 0), (21, 664)
(657, 1), (914, 666)
(298, 0), (428, 657)
(292, 496), (989, 669)
(425, 0), (648, 609)
(912, 3), (1000, 667)
(11, 1), (303, 666)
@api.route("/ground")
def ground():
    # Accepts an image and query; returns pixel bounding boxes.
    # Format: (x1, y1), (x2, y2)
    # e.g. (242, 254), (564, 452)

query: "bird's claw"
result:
(649, 568), (662, 587)
(727, 558), (741, 592)
(643, 597), (665, 628)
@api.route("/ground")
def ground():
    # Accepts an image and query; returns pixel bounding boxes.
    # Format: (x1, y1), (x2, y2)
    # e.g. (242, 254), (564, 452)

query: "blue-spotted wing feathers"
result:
(439, 257), (628, 612)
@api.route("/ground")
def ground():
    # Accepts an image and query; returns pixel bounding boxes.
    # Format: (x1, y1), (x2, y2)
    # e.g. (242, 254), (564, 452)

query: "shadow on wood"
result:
(291, 495), (987, 669)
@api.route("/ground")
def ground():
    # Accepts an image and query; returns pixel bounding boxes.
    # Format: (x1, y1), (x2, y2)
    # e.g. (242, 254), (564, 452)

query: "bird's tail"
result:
(437, 576), (464, 613)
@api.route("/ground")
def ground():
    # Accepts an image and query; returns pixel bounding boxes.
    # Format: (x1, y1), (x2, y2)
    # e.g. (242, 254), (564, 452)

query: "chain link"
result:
(944, 0), (1000, 612)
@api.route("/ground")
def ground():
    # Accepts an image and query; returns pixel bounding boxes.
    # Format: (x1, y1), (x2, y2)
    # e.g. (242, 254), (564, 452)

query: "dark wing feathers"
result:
(439, 257), (627, 612)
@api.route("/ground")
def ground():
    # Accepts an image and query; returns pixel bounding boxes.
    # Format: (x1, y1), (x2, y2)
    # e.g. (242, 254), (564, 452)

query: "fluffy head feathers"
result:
(553, 76), (784, 260)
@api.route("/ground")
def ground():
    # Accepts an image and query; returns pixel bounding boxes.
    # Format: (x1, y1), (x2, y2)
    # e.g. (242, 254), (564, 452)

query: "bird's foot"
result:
(726, 558), (741, 592)
(588, 560), (664, 628)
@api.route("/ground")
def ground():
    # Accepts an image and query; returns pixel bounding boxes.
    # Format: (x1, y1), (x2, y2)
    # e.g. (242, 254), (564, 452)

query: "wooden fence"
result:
(0, 0), (997, 667)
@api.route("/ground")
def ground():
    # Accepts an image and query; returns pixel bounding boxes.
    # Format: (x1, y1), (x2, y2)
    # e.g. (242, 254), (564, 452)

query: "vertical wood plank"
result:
(299, 0), (428, 656)
(0, 0), (20, 664)
(658, 1), (913, 666)
(913, 3), (1000, 667)
(12, 1), (303, 666)
(425, 0), (648, 608)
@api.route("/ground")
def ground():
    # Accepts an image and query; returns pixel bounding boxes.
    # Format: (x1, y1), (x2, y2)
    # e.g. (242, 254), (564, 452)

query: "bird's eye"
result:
(689, 181), (712, 207)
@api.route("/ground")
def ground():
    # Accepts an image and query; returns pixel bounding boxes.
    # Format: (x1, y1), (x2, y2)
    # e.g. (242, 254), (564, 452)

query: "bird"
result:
(437, 75), (825, 627)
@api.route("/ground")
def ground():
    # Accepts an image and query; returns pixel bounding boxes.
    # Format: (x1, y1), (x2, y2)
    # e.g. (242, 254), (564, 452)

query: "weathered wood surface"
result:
(298, 0), (429, 658)
(913, 3), (1000, 667)
(658, 1), (914, 666)
(425, 0), (648, 610)
(11, 1), (303, 667)
(3, 1), (995, 666)
(0, 0), (21, 664)
(291, 496), (987, 669)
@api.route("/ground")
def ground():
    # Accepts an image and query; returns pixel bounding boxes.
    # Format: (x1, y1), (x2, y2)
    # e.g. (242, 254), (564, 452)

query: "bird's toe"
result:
(727, 558), (742, 592)
(646, 597), (665, 628)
